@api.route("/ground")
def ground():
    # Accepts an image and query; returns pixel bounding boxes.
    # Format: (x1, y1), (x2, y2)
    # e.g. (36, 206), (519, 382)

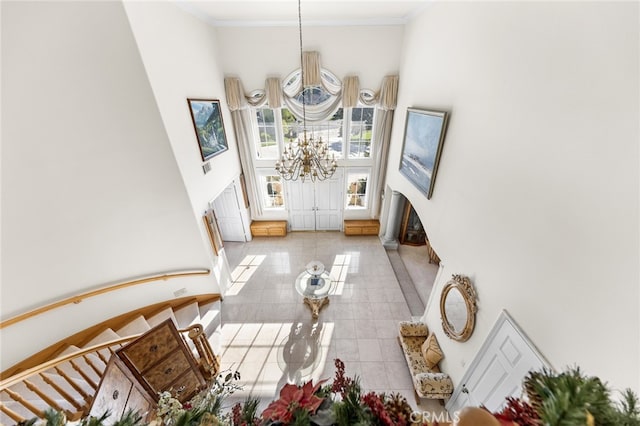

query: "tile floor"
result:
(220, 231), (444, 414)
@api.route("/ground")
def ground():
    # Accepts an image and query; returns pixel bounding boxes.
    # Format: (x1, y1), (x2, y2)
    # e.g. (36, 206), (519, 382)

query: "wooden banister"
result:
(0, 325), (210, 389)
(1, 324), (218, 423)
(1, 336), (141, 389)
(0, 269), (210, 329)
(39, 372), (84, 411)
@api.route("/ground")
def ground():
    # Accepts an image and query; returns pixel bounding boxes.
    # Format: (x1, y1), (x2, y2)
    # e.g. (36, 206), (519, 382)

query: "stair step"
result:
(1, 393), (51, 424)
(115, 315), (151, 337)
(174, 301), (201, 329)
(56, 345), (101, 384)
(40, 371), (88, 407)
(146, 306), (178, 328)
(1, 375), (79, 419)
(83, 328), (121, 362)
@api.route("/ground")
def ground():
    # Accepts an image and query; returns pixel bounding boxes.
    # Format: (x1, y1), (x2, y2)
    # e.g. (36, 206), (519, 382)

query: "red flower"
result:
(331, 358), (353, 397)
(361, 392), (394, 426)
(262, 379), (327, 423)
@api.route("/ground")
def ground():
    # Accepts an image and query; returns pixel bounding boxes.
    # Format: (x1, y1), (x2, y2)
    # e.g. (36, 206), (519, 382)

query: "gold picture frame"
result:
(203, 209), (224, 256)
(440, 274), (477, 342)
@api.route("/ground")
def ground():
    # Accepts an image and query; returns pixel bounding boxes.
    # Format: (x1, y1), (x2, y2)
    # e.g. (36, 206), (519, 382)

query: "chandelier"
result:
(274, 0), (337, 182)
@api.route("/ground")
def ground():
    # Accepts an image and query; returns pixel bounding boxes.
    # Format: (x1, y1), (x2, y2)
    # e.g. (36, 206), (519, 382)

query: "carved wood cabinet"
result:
(89, 356), (155, 423)
(89, 319), (206, 422)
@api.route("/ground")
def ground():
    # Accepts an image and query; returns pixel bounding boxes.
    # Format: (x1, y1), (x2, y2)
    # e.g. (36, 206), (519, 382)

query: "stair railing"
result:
(0, 325), (218, 424)
(186, 325), (220, 380)
(0, 269), (211, 330)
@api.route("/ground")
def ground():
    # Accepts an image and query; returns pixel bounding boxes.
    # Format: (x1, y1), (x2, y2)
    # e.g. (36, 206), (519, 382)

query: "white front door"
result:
(446, 311), (550, 415)
(212, 184), (247, 242)
(288, 180), (316, 231)
(287, 170), (343, 231)
(315, 172), (343, 231)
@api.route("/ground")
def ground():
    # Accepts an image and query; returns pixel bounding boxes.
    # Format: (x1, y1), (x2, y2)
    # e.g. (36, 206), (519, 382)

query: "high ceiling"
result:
(176, 0), (432, 27)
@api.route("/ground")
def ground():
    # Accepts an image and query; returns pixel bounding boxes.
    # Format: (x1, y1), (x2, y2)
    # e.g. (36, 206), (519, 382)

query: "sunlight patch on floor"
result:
(330, 254), (350, 296)
(227, 255), (265, 296)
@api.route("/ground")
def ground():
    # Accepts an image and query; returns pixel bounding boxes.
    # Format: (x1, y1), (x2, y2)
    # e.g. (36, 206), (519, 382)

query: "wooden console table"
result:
(343, 219), (380, 236)
(250, 220), (287, 237)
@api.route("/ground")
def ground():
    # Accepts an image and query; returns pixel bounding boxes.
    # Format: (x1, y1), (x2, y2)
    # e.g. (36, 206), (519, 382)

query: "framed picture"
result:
(203, 209), (224, 256)
(187, 99), (229, 161)
(399, 107), (449, 199)
(239, 173), (250, 209)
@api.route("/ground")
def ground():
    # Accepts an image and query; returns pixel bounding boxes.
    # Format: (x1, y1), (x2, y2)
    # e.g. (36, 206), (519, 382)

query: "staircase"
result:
(0, 296), (221, 425)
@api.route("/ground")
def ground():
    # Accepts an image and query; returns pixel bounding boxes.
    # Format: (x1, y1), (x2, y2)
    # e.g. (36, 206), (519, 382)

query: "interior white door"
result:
(212, 185), (247, 242)
(446, 311), (549, 415)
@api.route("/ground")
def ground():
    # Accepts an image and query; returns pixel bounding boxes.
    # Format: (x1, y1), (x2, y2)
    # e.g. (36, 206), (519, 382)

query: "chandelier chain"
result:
(274, 0), (337, 182)
(298, 0), (306, 129)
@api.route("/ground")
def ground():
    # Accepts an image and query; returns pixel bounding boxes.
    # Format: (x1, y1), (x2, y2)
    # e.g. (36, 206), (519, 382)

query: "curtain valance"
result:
(224, 51), (398, 117)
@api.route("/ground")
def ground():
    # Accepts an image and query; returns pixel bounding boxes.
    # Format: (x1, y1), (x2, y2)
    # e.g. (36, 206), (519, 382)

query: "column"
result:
(381, 190), (404, 249)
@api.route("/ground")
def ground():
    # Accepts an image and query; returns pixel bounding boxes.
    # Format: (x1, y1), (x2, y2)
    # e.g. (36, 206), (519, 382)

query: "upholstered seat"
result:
(398, 321), (453, 401)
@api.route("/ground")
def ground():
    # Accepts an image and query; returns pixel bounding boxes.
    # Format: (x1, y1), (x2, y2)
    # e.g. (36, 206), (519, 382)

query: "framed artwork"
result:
(203, 209), (224, 256)
(187, 99), (229, 161)
(239, 173), (250, 209)
(399, 107), (449, 199)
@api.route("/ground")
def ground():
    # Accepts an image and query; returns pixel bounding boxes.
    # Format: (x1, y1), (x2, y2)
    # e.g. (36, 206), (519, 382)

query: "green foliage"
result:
(331, 377), (368, 426)
(281, 109), (297, 124)
(612, 389), (640, 426)
(112, 409), (145, 426)
(42, 409), (66, 426)
(525, 367), (640, 426)
(239, 396), (260, 424)
(32, 408), (146, 426)
(79, 411), (110, 426)
(291, 407), (311, 426)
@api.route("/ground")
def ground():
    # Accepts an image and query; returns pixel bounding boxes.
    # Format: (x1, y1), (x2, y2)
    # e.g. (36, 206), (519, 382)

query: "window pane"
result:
(261, 175), (285, 209)
(255, 108), (278, 159)
(346, 171), (368, 209)
(281, 108), (298, 142)
(349, 107), (374, 159)
(281, 108), (344, 159)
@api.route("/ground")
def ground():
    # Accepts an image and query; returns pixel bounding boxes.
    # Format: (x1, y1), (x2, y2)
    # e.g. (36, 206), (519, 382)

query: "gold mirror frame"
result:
(440, 274), (477, 342)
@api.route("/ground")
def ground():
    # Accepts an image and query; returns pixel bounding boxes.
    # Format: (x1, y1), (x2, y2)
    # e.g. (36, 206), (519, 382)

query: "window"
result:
(305, 109), (343, 159)
(349, 107), (374, 158)
(255, 108), (278, 159)
(259, 174), (285, 209)
(281, 108), (344, 160)
(345, 170), (369, 209)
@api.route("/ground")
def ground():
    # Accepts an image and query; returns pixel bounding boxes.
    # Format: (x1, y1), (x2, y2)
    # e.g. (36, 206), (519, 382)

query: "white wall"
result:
(215, 25), (403, 94)
(0, 1), (218, 368)
(386, 2), (639, 392)
(123, 1), (242, 294)
(123, 2), (241, 222)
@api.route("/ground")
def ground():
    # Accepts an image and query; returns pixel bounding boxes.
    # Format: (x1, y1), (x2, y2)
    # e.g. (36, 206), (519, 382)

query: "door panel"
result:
(446, 311), (548, 415)
(315, 172), (342, 231)
(288, 172), (342, 231)
(287, 180), (315, 231)
(212, 185), (247, 242)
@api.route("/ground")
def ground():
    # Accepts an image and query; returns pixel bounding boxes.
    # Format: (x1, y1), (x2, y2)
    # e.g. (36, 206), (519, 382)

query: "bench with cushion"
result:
(397, 320), (454, 402)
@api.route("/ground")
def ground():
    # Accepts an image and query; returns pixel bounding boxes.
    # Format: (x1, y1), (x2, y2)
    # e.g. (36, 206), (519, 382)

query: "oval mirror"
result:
(440, 275), (477, 342)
